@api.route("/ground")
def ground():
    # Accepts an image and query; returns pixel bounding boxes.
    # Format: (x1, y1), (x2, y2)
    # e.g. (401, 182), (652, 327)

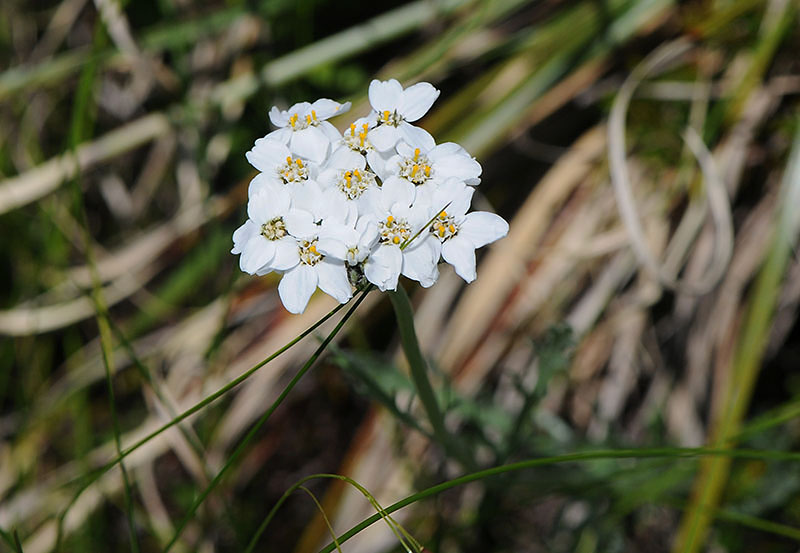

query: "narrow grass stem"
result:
(162, 287), (372, 552)
(674, 118), (800, 553)
(59, 17), (140, 553)
(56, 295), (353, 544)
(318, 447), (800, 553)
(388, 285), (476, 472)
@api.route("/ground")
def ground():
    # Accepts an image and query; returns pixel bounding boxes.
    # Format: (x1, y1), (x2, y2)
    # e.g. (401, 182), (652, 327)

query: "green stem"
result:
(318, 447), (800, 553)
(388, 285), (476, 472)
(162, 287), (372, 552)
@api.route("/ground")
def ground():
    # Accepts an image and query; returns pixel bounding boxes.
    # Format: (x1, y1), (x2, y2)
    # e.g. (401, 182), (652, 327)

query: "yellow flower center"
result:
(399, 148), (432, 185)
(430, 211), (458, 241)
(261, 217), (287, 241)
(299, 239), (323, 266)
(378, 214), (411, 246)
(278, 155), (309, 184)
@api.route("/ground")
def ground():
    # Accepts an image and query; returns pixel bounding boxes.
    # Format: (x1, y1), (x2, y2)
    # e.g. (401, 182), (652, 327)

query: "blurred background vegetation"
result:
(1, 0), (799, 552)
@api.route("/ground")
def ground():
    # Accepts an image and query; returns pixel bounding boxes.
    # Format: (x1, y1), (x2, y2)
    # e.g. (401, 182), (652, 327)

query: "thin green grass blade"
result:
(60, 17), (140, 553)
(674, 116), (800, 553)
(55, 295), (354, 544)
(318, 447), (800, 553)
(161, 286), (372, 552)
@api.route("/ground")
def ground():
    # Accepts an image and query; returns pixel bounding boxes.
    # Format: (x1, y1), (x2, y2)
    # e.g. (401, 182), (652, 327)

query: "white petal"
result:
(398, 122), (436, 151)
(270, 237), (300, 271)
(247, 186), (289, 223)
(269, 106), (289, 128)
(290, 126), (330, 163)
(429, 142), (466, 157)
(441, 235), (477, 283)
(372, 153), (398, 182)
(278, 264), (318, 314)
(401, 238), (440, 287)
(368, 79), (403, 113)
(430, 151), (482, 182)
(248, 172), (282, 196)
(231, 220), (257, 254)
(284, 209), (318, 239)
(461, 212), (509, 248)
(264, 127), (292, 145)
(325, 146), (365, 171)
(369, 124), (399, 152)
(316, 260), (353, 303)
(240, 234), (275, 274)
(315, 238), (348, 260)
(399, 82), (439, 122)
(246, 138), (290, 172)
(398, 126), (435, 151)
(432, 178), (473, 217)
(364, 245), (402, 291)
(366, 149), (391, 180)
(290, 180), (325, 220)
(319, 120), (342, 143)
(310, 98), (348, 120)
(381, 176), (415, 211)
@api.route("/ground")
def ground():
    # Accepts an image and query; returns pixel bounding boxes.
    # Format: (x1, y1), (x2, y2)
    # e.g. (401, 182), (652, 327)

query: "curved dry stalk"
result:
(607, 38), (734, 295)
(0, 262), (161, 335)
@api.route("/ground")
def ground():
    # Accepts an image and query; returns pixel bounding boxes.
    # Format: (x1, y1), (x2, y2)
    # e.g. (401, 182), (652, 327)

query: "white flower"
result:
(367, 79), (439, 152)
(273, 225), (354, 314)
(362, 176), (440, 291)
(316, 216), (379, 266)
(318, 147), (377, 221)
(428, 179), (509, 283)
(267, 98), (351, 163)
(342, 117), (375, 154)
(246, 138), (318, 193)
(234, 184), (306, 275)
(376, 129), (482, 202)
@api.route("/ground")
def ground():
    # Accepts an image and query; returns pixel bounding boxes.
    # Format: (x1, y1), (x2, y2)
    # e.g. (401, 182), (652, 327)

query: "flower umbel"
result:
(232, 82), (508, 313)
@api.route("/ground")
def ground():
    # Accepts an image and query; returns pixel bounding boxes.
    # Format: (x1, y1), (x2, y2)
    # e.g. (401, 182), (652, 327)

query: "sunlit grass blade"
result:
(674, 117), (800, 553)
(246, 472), (422, 553)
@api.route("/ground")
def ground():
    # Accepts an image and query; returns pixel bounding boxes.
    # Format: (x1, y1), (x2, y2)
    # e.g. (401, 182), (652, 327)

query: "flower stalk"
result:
(389, 284), (476, 472)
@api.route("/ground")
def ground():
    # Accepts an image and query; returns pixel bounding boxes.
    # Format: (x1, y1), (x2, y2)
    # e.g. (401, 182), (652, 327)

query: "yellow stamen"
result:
(359, 132), (366, 147)
(439, 211), (447, 218)
(411, 164), (419, 176)
(414, 148), (420, 160)
(449, 224), (455, 233)
(311, 110), (317, 121)
(353, 169), (360, 178)
(438, 227), (445, 237)
(362, 123), (369, 132)
(386, 215), (394, 225)
(392, 236), (400, 244)
(310, 245), (317, 254)
(383, 110), (390, 121)
(305, 114), (312, 125)
(296, 159), (304, 168)
(350, 123), (356, 136)
(424, 166), (431, 177)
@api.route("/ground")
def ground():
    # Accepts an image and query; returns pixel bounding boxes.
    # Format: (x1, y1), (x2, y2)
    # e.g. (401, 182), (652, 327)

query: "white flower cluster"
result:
(232, 79), (509, 314)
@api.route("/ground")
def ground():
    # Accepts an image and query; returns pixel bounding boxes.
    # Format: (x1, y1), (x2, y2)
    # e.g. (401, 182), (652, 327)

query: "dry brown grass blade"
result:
(608, 39), (734, 295)
(437, 126), (607, 372)
(0, 113), (170, 215)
